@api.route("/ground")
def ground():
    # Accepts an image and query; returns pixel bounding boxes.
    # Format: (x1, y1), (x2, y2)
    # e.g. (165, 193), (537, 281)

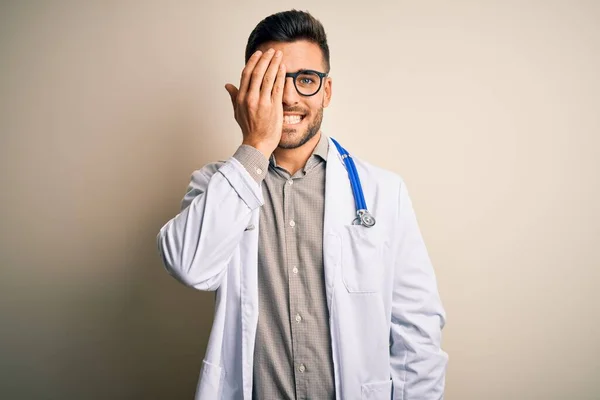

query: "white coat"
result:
(157, 137), (448, 400)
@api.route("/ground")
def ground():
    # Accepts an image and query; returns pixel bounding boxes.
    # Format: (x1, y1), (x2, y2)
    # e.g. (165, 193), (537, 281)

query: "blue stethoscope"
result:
(331, 138), (376, 228)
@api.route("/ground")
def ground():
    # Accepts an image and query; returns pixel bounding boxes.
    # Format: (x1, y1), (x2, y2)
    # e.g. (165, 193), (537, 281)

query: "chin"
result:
(278, 135), (302, 149)
(278, 128), (319, 150)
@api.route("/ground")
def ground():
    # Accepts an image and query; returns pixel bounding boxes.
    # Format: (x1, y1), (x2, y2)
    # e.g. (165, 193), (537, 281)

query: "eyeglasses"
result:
(285, 69), (328, 97)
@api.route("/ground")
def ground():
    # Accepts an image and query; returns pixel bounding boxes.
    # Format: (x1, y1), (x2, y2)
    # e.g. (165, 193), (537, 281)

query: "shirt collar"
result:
(270, 133), (330, 175)
(312, 132), (329, 162)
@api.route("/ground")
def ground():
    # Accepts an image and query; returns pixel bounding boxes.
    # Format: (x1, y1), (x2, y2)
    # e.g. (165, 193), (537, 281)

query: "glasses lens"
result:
(295, 71), (321, 95)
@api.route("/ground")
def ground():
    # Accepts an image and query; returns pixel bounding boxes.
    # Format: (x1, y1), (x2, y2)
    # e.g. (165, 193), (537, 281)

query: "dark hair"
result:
(245, 10), (330, 73)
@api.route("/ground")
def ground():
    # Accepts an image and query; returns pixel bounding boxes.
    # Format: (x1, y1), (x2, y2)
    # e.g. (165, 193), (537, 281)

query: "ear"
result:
(322, 76), (332, 108)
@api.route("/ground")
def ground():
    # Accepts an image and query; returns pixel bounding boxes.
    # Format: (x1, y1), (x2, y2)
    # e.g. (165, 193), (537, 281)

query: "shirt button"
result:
(292, 266), (298, 274)
(295, 314), (302, 323)
(298, 364), (305, 373)
(287, 179), (293, 185)
(289, 220), (295, 227)
(256, 168), (262, 175)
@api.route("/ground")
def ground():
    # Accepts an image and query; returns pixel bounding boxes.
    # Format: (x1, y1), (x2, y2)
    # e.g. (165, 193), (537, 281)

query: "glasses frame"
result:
(285, 69), (328, 97)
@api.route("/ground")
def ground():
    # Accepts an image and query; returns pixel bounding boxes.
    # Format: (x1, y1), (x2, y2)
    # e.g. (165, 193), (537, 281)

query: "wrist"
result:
(241, 140), (274, 159)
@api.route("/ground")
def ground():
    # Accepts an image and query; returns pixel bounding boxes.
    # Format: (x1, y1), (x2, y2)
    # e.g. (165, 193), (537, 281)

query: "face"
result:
(257, 40), (332, 149)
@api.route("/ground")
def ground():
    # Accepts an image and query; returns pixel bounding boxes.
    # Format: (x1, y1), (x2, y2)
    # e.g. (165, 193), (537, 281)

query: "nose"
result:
(282, 77), (300, 106)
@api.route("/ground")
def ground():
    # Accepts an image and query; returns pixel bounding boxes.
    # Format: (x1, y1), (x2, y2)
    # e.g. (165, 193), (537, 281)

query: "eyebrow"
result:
(286, 68), (324, 74)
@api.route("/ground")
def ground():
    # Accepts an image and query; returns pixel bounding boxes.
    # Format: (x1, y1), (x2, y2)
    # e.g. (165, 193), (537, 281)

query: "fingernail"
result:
(275, 50), (282, 57)
(267, 48), (275, 54)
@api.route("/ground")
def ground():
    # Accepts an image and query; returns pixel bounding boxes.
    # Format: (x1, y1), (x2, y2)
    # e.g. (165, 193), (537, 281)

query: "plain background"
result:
(1, 1), (599, 399)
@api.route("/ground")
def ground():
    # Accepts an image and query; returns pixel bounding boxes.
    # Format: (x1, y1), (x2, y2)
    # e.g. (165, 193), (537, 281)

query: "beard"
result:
(278, 106), (324, 150)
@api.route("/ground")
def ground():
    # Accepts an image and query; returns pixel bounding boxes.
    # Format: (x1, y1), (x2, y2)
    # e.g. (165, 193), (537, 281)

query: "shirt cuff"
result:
(233, 145), (269, 183)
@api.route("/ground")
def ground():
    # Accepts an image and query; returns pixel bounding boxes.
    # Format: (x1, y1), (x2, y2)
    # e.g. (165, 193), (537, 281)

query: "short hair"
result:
(245, 10), (330, 73)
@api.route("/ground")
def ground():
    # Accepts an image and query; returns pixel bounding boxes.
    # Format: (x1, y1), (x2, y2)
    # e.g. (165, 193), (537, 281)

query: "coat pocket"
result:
(361, 379), (393, 400)
(340, 225), (384, 293)
(195, 360), (224, 399)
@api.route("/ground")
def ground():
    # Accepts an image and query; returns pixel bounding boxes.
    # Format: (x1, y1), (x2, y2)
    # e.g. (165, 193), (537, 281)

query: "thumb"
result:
(224, 84), (238, 106)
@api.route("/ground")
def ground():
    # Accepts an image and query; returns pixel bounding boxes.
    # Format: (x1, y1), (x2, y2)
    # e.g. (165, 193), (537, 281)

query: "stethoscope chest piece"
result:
(353, 209), (376, 227)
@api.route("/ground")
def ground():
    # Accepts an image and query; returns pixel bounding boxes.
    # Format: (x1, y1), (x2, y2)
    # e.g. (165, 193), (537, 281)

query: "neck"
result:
(273, 132), (322, 176)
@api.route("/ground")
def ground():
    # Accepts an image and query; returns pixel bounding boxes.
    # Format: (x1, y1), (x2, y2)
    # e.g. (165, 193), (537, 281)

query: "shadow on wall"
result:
(1, 96), (221, 399)
(57, 107), (218, 399)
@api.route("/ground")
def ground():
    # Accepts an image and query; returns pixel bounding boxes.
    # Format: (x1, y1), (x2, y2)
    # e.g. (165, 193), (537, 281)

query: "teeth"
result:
(284, 115), (302, 124)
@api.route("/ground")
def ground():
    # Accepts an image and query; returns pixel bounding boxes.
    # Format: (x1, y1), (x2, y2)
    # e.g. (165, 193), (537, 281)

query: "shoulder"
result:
(352, 156), (405, 190)
(189, 160), (227, 185)
(180, 160), (227, 211)
(181, 160), (230, 208)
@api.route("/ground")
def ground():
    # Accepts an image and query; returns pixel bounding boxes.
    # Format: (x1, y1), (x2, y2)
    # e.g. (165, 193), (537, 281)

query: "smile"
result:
(283, 114), (305, 125)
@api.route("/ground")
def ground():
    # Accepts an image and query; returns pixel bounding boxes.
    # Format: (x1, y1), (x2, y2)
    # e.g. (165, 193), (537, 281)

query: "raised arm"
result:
(157, 48), (286, 291)
(157, 159), (262, 290)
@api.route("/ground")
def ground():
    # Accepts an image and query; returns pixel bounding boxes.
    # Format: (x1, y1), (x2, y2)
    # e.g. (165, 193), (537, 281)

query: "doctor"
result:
(157, 10), (447, 400)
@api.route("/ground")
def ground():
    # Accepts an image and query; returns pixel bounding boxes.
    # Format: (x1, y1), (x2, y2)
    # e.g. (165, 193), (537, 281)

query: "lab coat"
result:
(157, 137), (447, 400)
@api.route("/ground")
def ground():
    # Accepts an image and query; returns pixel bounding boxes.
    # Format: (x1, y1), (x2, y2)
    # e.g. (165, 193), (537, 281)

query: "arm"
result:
(156, 155), (265, 291)
(389, 180), (448, 399)
(157, 48), (287, 291)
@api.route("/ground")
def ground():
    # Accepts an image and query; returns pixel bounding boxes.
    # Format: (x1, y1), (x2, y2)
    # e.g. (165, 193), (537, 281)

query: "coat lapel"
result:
(323, 137), (356, 303)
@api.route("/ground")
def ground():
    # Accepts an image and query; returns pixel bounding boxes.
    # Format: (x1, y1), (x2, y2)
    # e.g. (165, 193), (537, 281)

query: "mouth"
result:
(283, 113), (305, 126)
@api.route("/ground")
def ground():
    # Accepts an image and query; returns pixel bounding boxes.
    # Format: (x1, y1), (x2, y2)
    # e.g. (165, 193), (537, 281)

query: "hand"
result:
(225, 49), (286, 159)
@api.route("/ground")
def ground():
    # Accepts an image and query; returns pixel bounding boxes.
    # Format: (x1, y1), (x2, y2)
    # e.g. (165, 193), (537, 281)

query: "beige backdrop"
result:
(1, 1), (599, 399)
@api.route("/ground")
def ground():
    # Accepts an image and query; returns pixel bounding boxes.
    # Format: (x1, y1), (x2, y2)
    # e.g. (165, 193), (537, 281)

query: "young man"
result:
(157, 10), (447, 400)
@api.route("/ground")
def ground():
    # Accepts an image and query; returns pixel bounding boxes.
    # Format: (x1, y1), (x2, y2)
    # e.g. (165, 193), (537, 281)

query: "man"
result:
(157, 10), (447, 400)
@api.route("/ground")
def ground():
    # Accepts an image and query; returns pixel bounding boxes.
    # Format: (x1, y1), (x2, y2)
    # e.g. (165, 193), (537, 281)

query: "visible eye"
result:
(296, 72), (319, 87)
(299, 77), (315, 85)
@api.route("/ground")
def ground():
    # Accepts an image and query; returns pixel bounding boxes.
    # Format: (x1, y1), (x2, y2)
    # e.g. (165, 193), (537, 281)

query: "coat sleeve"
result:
(156, 157), (263, 291)
(389, 179), (448, 399)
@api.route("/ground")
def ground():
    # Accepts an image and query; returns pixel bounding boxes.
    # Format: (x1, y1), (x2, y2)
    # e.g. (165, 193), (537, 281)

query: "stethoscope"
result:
(330, 138), (376, 228)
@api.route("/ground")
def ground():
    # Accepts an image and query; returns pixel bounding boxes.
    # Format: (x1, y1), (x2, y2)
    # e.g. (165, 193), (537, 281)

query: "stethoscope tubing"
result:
(330, 137), (375, 227)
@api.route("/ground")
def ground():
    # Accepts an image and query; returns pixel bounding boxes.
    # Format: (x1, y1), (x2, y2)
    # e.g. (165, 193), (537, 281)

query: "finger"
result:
(271, 62), (286, 103)
(225, 84), (238, 106)
(237, 50), (263, 101)
(260, 50), (282, 101)
(247, 49), (276, 99)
